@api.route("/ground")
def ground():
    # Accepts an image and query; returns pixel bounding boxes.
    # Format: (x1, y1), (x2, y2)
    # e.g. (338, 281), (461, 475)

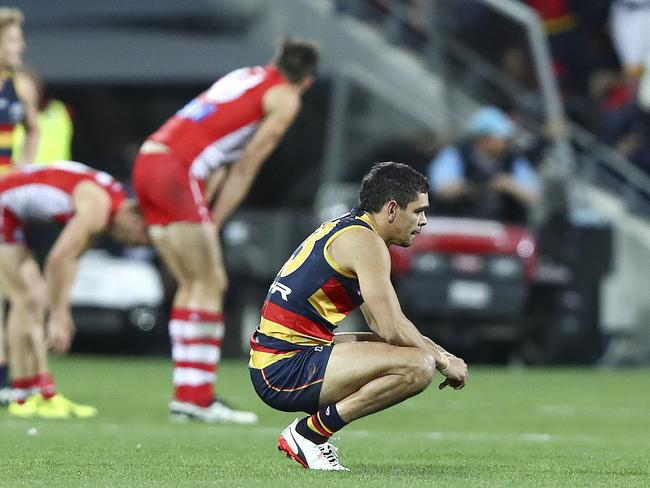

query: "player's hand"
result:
(438, 355), (468, 390)
(47, 309), (76, 354)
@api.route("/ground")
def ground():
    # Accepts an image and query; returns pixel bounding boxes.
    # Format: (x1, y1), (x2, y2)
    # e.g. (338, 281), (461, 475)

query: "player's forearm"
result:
(333, 332), (385, 343)
(372, 318), (448, 368)
(211, 167), (257, 228)
(423, 336), (453, 357)
(14, 128), (40, 166)
(212, 142), (275, 227)
(44, 256), (79, 316)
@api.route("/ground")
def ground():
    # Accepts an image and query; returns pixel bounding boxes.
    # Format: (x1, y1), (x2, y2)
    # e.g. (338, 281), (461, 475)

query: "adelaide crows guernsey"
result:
(0, 73), (25, 172)
(249, 209), (377, 370)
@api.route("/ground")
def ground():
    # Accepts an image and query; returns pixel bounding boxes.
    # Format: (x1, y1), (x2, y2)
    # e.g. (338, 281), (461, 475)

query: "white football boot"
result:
(277, 418), (349, 471)
(0, 386), (12, 406)
(169, 398), (258, 424)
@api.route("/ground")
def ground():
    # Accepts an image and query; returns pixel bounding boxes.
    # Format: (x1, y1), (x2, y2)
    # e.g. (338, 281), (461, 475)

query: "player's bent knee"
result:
(404, 351), (436, 393)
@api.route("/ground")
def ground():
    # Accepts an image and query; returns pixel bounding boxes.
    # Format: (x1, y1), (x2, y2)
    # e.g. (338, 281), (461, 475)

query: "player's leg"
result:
(277, 342), (435, 470)
(133, 151), (254, 423)
(320, 341), (436, 419)
(151, 222), (255, 422)
(149, 222), (224, 409)
(0, 245), (46, 416)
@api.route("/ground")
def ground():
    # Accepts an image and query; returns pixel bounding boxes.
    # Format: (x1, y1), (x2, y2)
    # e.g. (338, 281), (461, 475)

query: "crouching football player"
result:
(249, 162), (468, 470)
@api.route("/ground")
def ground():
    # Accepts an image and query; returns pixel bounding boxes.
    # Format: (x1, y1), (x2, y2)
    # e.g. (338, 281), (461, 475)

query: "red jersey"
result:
(0, 161), (126, 225)
(149, 64), (288, 180)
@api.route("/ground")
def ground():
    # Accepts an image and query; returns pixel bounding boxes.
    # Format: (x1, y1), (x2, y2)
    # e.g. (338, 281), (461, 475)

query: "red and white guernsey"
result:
(149, 64), (288, 179)
(0, 161), (126, 241)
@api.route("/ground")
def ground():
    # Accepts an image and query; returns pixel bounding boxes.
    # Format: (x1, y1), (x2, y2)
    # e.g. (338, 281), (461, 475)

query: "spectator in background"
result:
(609, 0), (650, 84)
(427, 106), (540, 224)
(12, 68), (74, 164)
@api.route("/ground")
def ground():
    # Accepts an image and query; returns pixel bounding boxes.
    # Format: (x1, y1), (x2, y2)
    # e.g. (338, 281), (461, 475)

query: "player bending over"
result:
(249, 162), (468, 471)
(132, 37), (319, 423)
(0, 161), (148, 419)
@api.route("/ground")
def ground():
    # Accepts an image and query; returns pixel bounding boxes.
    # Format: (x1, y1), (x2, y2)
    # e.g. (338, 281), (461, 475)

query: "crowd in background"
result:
(335, 0), (650, 177)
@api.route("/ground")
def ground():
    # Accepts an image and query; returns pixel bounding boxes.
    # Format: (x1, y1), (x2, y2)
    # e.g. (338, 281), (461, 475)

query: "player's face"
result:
(394, 192), (429, 247)
(0, 24), (25, 70)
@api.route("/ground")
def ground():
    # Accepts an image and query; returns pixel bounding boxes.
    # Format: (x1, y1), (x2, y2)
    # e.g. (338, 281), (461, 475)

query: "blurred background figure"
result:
(0, 6), (39, 405)
(132, 37), (319, 424)
(12, 68), (73, 164)
(427, 106), (540, 224)
(0, 161), (147, 419)
(609, 0), (650, 84)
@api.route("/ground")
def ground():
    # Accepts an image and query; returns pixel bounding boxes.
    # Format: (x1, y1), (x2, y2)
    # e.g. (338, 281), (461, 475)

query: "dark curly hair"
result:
(357, 162), (429, 213)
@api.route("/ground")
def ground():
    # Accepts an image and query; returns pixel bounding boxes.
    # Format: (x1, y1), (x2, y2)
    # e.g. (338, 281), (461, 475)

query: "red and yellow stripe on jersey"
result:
(249, 209), (377, 369)
(0, 73), (25, 173)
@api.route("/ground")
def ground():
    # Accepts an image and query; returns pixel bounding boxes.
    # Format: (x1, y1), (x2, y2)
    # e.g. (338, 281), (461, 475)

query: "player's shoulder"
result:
(330, 220), (386, 257)
(14, 70), (38, 101)
(263, 83), (301, 112)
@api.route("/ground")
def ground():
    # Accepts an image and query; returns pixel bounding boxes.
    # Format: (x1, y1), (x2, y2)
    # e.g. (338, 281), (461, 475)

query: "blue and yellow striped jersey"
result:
(249, 208), (377, 369)
(0, 73), (24, 172)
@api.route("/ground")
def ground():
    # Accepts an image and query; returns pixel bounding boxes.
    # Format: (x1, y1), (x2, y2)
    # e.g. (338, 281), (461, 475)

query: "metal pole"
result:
(322, 71), (353, 184)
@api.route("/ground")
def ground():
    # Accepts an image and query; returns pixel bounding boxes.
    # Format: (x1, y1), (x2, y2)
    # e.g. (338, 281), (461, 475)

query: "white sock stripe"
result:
(172, 343), (220, 364)
(173, 368), (215, 386)
(169, 321), (224, 340)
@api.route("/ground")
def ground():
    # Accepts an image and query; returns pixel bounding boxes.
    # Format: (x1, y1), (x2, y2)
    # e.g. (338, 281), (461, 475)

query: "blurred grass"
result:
(1, 356), (649, 487)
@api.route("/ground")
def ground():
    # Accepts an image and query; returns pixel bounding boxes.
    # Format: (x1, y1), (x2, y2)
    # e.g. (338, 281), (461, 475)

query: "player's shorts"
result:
(0, 207), (24, 244)
(249, 344), (334, 415)
(132, 149), (211, 227)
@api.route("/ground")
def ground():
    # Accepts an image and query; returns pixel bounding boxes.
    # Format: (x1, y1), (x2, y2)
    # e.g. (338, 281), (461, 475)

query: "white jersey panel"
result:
(189, 121), (260, 180)
(0, 183), (73, 220)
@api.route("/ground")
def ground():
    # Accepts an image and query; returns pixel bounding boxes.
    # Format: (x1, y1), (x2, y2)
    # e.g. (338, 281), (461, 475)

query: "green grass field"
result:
(1, 356), (649, 487)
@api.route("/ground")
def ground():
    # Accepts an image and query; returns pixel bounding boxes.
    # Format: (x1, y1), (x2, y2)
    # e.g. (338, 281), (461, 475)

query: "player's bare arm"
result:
(211, 84), (301, 228)
(333, 330), (385, 344)
(44, 181), (111, 353)
(330, 227), (467, 387)
(13, 70), (40, 166)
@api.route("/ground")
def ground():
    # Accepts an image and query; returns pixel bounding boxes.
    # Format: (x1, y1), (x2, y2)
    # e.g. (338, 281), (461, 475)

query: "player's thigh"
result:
(319, 341), (429, 406)
(148, 225), (192, 283)
(151, 222), (224, 282)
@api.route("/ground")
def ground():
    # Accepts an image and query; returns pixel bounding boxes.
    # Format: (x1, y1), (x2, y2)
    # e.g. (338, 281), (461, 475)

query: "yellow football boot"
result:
(8, 395), (42, 418)
(38, 394), (98, 419)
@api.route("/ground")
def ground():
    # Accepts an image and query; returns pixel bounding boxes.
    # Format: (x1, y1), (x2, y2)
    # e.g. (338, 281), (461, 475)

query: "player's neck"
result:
(366, 212), (392, 246)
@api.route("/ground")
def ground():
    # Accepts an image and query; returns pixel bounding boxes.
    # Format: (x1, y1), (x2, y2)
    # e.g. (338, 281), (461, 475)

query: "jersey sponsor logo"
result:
(176, 99), (216, 122)
(269, 281), (292, 301)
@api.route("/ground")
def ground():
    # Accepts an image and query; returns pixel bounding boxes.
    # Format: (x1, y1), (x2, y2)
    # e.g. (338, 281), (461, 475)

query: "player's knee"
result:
(404, 351), (436, 393)
(12, 290), (40, 313)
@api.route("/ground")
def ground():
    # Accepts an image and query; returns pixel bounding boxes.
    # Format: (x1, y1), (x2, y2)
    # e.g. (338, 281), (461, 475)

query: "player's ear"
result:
(387, 200), (398, 223)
